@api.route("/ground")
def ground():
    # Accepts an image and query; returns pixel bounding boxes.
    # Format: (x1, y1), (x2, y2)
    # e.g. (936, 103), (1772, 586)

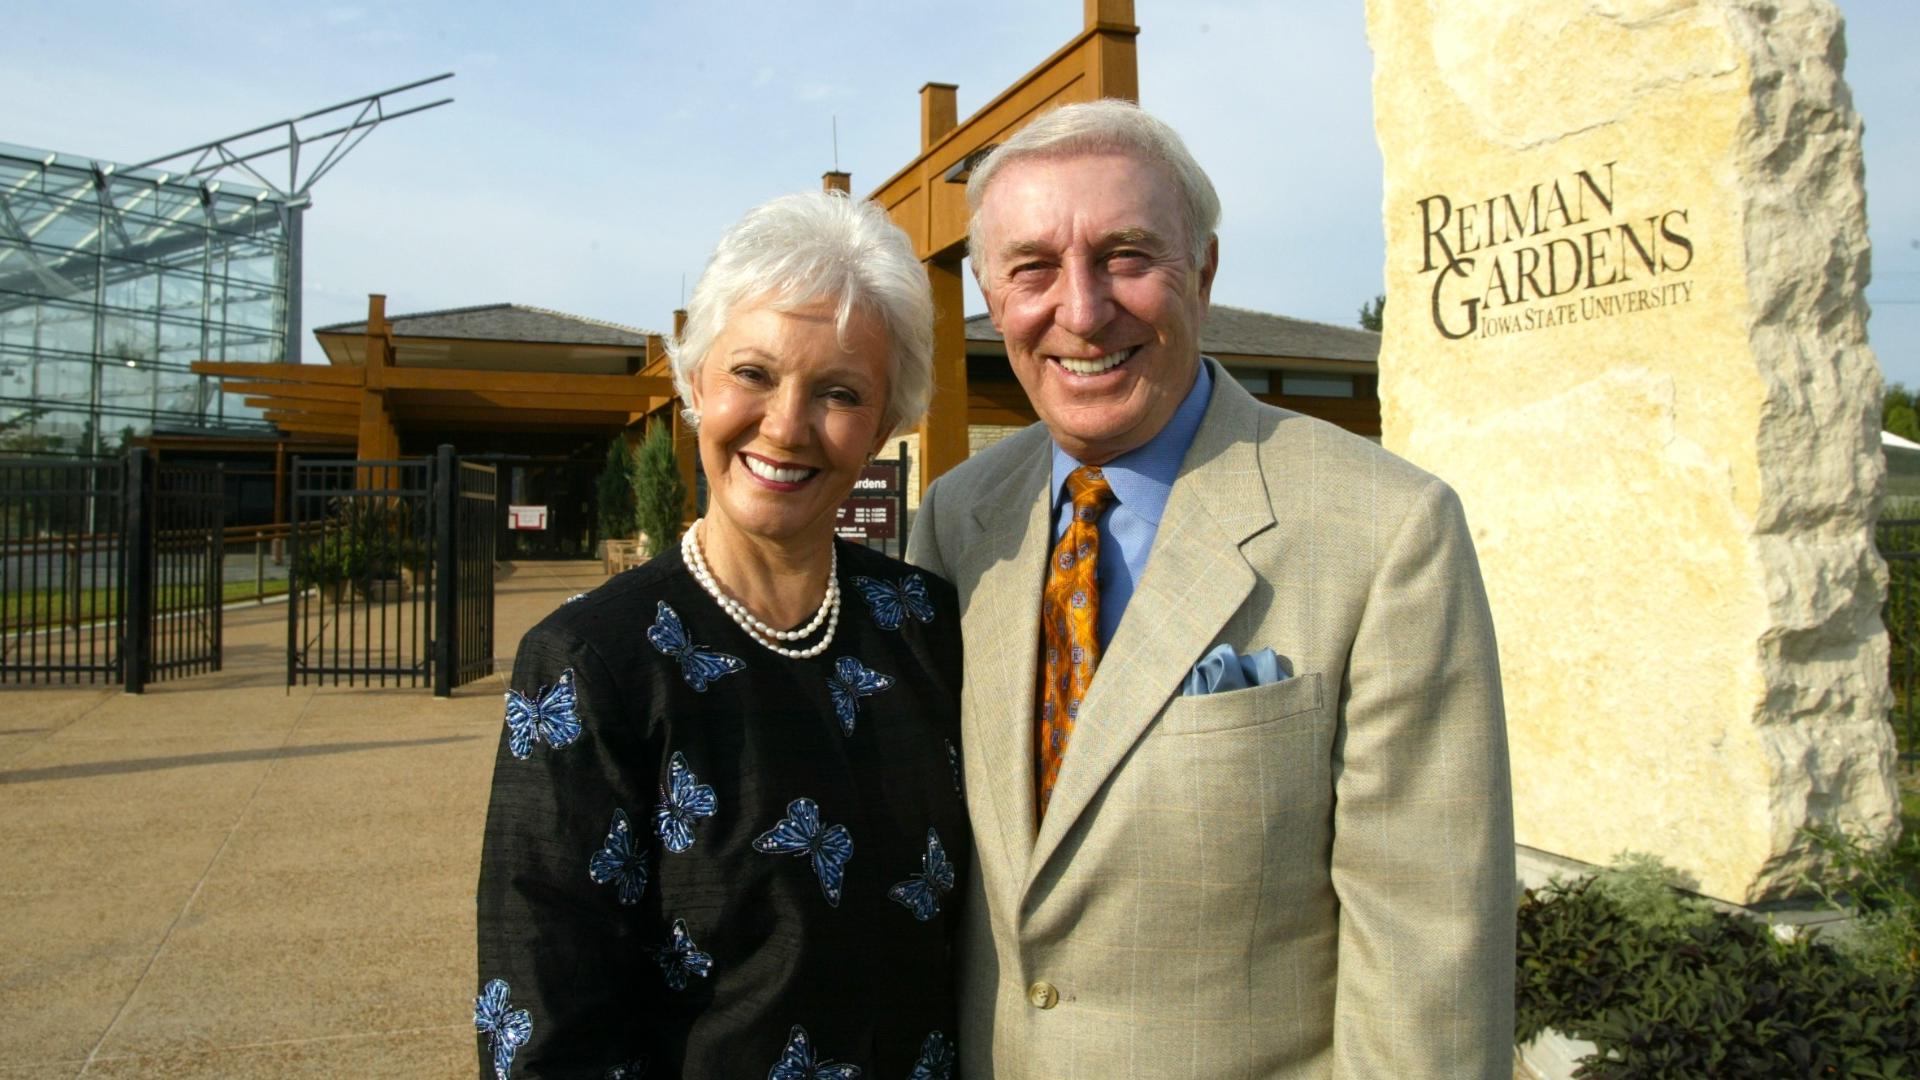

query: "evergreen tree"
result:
(1886, 382), (1920, 442)
(595, 435), (638, 541)
(1358, 293), (1386, 332)
(632, 421), (688, 557)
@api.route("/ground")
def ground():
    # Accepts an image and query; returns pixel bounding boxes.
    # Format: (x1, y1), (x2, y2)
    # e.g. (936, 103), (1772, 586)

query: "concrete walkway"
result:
(0, 560), (603, 1079)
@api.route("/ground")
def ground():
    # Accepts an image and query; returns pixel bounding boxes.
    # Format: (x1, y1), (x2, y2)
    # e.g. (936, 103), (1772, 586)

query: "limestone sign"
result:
(1369, 0), (1897, 904)
(1417, 163), (1697, 340)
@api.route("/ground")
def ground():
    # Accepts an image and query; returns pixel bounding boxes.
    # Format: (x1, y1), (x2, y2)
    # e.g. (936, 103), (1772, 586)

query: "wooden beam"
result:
(265, 411), (358, 434)
(245, 396), (360, 417)
(392, 387), (665, 413)
(378, 366), (674, 398)
(388, 404), (632, 429)
(222, 380), (363, 403)
(191, 360), (366, 386)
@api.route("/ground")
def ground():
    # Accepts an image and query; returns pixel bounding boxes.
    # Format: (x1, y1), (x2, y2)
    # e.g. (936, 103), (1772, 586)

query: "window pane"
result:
(1226, 368), (1270, 395)
(1279, 373), (1355, 399)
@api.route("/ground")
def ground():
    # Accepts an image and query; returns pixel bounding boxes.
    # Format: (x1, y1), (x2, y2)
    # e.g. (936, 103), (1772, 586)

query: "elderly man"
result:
(907, 100), (1515, 1079)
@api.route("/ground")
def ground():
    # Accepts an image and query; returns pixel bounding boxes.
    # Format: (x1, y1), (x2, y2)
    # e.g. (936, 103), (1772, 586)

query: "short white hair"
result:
(966, 99), (1221, 271)
(668, 191), (934, 438)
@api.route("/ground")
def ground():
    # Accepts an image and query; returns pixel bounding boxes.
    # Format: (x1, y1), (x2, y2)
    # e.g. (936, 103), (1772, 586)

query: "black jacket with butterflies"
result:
(475, 540), (967, 1080)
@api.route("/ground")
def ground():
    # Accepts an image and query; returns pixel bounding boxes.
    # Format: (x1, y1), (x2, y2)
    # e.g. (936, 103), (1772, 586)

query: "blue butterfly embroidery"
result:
(603, 1058), (649, 1080)
(907, 1030), (956, 1080)
(825, 656), (894, 737)
(850, 573), (934, 631)
(887, 828), (956, 922)
(753, 797), (854, 907)
(503, 668), (583, 760)
(474, 978), (532, 1080)
(656, 918), (714, 990)
(562, 591), (589, 605)
(767, 1024), (861, 1080)
(654, 751), (716, 853)
(647, 601), (745, 691)
(588, 808), (649, 905)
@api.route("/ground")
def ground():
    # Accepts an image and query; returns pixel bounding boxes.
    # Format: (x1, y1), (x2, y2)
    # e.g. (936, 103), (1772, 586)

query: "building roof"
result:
(964, 303), (1379, 363)
(315, 303), (657, 348)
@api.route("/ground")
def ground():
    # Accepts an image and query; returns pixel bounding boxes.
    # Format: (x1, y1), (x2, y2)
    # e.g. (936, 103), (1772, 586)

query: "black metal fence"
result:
(1, 459), (126, 683)
(288, 447), (495, 696)
(1880, 517), (1920, 771)
(1, 451), (222, 689)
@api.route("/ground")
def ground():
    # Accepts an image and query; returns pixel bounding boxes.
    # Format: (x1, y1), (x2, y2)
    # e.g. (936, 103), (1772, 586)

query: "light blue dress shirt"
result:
(1049, 360), (1214, 649)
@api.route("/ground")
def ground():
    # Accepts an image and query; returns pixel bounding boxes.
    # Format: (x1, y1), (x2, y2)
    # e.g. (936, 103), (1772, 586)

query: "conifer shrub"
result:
(631, 422), (686, 558)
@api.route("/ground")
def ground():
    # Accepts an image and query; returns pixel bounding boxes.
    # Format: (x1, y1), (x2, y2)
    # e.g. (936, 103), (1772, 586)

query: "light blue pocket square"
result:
(1181, 644), (1290, 696)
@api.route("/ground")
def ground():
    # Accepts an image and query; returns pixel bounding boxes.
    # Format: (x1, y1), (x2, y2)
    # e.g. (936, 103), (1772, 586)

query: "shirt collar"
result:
(1050, 359), (1213, 526)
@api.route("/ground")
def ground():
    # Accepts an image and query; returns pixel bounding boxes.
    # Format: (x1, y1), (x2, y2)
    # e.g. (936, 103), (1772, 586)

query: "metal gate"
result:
(436, 449), (497, 695)
(287, 446), (495, 695)
(0, 450), (223, 689)
(138, 459), (226, 684)
(287, 458), (435, 688)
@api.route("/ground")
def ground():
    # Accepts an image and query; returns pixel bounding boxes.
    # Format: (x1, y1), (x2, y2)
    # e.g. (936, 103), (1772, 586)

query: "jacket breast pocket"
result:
(1151, 671), (1325, 736)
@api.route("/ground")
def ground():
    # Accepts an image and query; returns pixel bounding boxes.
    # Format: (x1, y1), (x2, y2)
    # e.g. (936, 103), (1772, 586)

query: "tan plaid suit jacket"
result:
(907, 361), (1515, 1079)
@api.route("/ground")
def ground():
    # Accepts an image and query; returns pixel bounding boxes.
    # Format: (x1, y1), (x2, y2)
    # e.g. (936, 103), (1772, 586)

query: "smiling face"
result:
(690, 298), (892, 553)
(974, 150), (1217, 465)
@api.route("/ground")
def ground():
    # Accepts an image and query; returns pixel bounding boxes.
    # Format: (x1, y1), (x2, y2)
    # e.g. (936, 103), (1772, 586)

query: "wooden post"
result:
(822, 171), (852, 194)
(356, 294), (400, 489)
(918, 253), (970, 494)
(1088, 0), (1140, 100)
(921, 83), (959, 148)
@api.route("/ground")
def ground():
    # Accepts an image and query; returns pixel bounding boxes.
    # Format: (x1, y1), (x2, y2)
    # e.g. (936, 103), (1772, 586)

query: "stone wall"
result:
(1368, 0), (1897, 901)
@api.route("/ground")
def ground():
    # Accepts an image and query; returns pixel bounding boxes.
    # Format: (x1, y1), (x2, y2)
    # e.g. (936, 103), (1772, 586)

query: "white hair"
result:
(966, 99), (1221, 272)
(668, 191), (934, 438)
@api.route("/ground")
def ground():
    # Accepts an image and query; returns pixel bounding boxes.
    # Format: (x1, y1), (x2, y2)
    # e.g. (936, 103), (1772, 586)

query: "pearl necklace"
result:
(682, 519), (840, 660)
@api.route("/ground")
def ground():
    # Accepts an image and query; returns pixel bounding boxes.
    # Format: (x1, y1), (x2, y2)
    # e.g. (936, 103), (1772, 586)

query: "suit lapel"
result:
(1026, 365), (1278, 891)
(960, 435), (1053, 898)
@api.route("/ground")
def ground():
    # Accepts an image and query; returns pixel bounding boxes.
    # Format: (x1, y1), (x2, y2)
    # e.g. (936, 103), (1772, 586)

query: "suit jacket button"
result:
(1027, 980), (1059, 1009)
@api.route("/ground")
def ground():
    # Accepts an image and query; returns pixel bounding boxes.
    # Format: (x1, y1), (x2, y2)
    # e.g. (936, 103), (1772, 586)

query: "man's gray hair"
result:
(669, 191), (935, 437)
(965, 99), (1221, 271)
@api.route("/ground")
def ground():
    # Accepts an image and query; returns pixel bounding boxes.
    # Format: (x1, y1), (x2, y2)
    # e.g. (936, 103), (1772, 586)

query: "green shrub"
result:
(295, 533), (368, 588)
(1800, 826), (1920, 979)
(1517, 854), (1920, 1077)
(595, 436), (638, 541)
(631, 421), (686, 558)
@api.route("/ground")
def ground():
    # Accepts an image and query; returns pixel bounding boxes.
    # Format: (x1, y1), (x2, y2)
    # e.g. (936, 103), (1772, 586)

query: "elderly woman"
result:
(476, 192), (964, 1079)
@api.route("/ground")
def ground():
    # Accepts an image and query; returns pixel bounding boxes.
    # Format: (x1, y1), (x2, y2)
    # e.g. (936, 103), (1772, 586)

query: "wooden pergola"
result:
(871, 0), (1140, 491)
(191, 295), (674, 468)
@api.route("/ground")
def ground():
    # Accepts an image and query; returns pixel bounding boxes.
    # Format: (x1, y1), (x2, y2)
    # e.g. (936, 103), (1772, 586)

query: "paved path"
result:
(0, 560), (602, 1079)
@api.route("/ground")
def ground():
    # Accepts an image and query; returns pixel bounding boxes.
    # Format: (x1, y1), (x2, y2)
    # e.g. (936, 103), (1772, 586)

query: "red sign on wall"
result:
(835, 463), (902, 541)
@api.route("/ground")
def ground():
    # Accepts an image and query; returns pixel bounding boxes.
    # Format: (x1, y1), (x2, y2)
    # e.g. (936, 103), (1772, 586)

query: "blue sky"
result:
(6, 1), (1917, 385)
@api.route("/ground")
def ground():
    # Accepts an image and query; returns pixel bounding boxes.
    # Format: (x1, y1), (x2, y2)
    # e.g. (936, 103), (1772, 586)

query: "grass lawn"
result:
(3, 579), (290, 629)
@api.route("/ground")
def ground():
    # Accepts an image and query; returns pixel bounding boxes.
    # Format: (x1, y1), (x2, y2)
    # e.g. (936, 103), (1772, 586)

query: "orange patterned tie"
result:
(1037, 465), (1115, 820)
